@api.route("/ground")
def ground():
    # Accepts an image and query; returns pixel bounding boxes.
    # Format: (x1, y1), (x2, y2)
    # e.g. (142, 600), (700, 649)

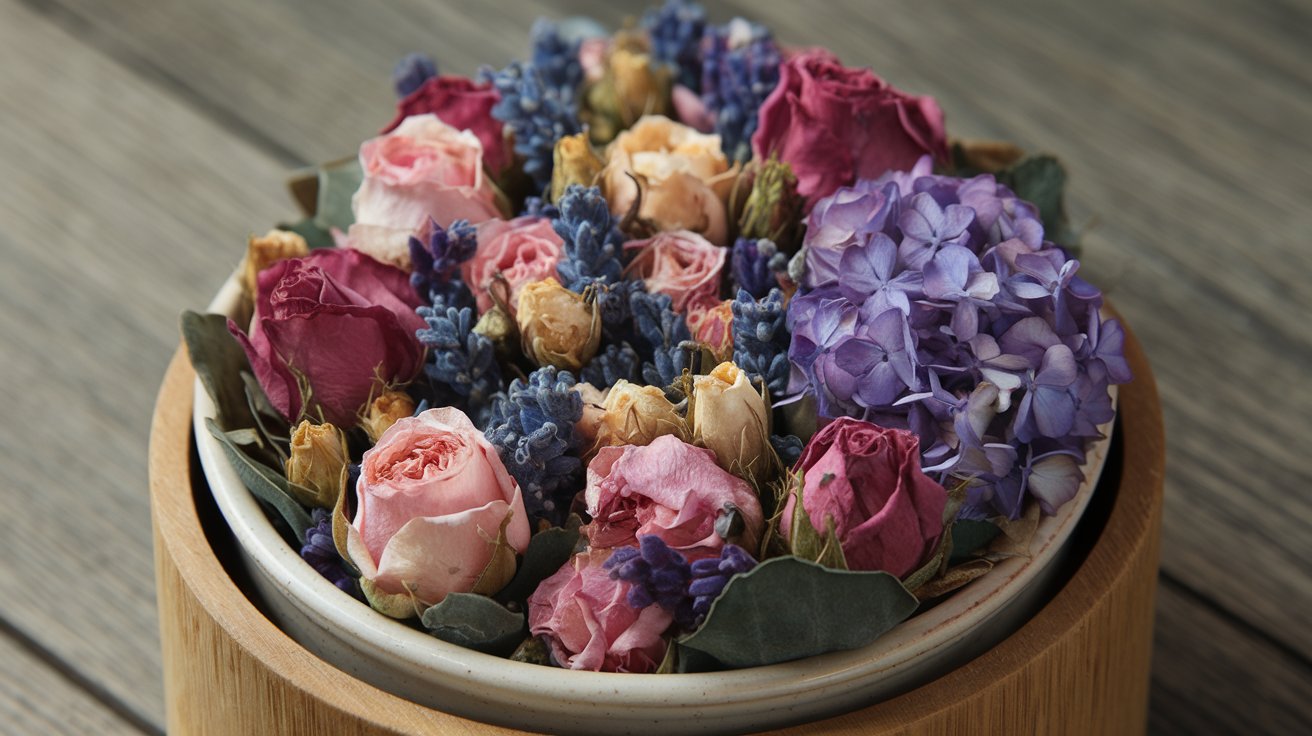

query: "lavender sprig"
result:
(486, 61), (581, 191)
(732, 288), (790, 397)
(530, 18), (583, 101)
(553, 184), (624, 291)
(605, 536), (696, 630)
(701, 20), (781, 161)
(642, 0), (708, 91)
(730, 237), (787, 299)
(301, 509), (361, 599)
(630, 290), (692, 389)
(392, 52), (437, 98)
(409, 218), (478, 308)
(483, 367), (583, 522)
(415, 299), (502, 424)
(770, 434), (803, 468)
(520, 195), (560, 220)
(581, 342), (644, 387)
(688, 544), (757, 626)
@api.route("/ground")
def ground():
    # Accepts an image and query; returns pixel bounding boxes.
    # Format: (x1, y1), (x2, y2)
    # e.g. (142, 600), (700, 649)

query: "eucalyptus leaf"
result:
(223, 428), (264, 448)
(277, 217), (335, 250)
(182, 311), (255, 431)
(314, 157), (363, 235)
(494, 524), (580, 607)
(678, 556), (918, 669)
(949, 519), (1003, 564)
(205, 417), (312, 543)
(997, 155), (1077, 250)
(421, 593), (525, 656)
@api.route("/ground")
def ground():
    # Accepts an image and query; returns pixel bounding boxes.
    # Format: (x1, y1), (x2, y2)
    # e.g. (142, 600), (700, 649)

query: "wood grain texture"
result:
(1, 0), (1309, 732)
(147, 319), (1161, 735)
(0, 0), (289, 726)
(0, 633), (141, 736)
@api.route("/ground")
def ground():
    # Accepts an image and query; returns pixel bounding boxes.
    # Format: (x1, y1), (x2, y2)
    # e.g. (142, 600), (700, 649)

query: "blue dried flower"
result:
(301, 509), (361, 598)
(409, 218), (478, 308)
(769, 434), (803, 468)
(701, 20), (781, 161)
(553, 184), (624, 291)
(731, 288), (790, 397)
(605, 536), (696, 630)
(581, 342), (643, 387)
(520, 195), (560, 220)
(687, 543), (756, 626)
(530, 18), (583, 101)
(392, 52), (437, 98)
(630, 290), (692, 389)
(484, 367), (584, 521)
(729, 237), (786, 299)
(641, 0), (707, 91)
(486, 61), (581, 191)
(415, 299), (502, 424)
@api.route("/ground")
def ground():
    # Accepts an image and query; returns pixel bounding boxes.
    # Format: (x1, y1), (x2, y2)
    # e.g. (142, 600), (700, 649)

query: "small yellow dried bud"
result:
(595, 380), (690, 454)
(550, 132), (605, 203)
(692, 362), (772, 485)
(610, 47), (671, 125)
(573, 382), (610, 456)
(361, 390), (416, 443)
(516, 278), (601, 372)
(285, 420), (349, 509)
(243, 229), (309, 297)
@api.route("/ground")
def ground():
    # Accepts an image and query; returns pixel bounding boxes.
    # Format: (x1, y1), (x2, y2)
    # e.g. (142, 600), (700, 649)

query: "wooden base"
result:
(149, 321), (1163, 735)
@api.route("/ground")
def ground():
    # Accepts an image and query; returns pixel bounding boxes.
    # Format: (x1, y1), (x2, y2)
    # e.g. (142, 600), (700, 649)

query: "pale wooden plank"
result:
(0, 0), (292, 726)
(0, 633), (142, 735)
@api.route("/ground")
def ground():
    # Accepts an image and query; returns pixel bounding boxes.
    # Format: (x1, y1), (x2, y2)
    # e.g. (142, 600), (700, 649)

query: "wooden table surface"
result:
(0, 0), (1307, 733)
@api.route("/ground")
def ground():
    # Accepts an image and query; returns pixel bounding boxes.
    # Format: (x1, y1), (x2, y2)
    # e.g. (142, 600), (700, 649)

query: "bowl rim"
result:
(194, 271), (1117, 708)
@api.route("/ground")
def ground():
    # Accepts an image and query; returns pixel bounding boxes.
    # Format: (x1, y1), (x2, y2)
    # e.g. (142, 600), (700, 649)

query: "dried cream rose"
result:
(516, 278), (602, 372)
(692, 362), (772, 485)
(602, 116), (735, 245)
(361, 389), (416, 444)
(242, 229), (308, 298)
(285, 420), (349, 509)
(595, 380), (690, 454)
(550, 133), (605, 203)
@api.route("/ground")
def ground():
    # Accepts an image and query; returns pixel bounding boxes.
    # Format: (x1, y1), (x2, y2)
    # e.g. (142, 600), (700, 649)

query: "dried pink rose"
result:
(751, 50), (948, 210)
(384, 75), (511, 175)
(623, 230), (726, 314)
(347, 113), (504, 267)
(780, 418), (947, 577)
(229, 248), (425, 427)
(461, 216), (565, 315)
(346, 407), (531, 608)
(584, 435), (764, 557)
(527, 549), (673, 672)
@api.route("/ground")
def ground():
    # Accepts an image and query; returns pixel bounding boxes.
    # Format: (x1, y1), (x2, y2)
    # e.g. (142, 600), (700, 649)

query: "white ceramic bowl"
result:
(195, 274), (1116, 735)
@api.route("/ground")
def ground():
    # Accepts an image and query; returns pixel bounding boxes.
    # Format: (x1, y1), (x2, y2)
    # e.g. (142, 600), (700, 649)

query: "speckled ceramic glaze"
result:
(196, 275), (1116, 735)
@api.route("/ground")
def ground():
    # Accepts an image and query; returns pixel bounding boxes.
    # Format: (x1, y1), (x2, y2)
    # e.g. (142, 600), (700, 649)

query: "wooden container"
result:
(149, 319), (1164, 736)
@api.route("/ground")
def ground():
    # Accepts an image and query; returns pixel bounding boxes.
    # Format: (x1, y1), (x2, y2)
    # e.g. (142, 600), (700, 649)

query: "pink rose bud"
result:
(585, 435), (764, 557)
(461, 217), (565, 315)
(623, 230), (727, 315)
(527, 549), (673, 672)
(228, 248), (425, 428)
(348, 114), (505, 268)
(383, 75), (512, 175)
(602, 116), (735, 245)
(345, 407), (531, 611)
(751, 51), (948, 210)
(780, 418), (948, 578)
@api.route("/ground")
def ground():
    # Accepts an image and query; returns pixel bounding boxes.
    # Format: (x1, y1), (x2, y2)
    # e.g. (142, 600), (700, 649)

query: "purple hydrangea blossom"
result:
(787, 156), (1130, 520)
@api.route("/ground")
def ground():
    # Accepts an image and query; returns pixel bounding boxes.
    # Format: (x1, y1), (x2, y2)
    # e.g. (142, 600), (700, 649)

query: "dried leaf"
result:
(913, 559), (995, 602)
(205, 417), (312, 543)
(182, 311), (255, 432)
(421, 593), (525, 656)
(493, 522), (581, 607)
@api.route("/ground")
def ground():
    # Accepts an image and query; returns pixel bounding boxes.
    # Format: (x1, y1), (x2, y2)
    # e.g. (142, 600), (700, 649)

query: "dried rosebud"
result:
(550, 132), (605, 203)
(361, 390), (416, 444)
(242, 229), (309, 298)
(691, 362), (772, 485)
(595, 380), (690, 454)
(516, 278), (601, 371)
(581, 45), (672, 145)
(688, 300), (735, 364)
(737, 155), (803, 252)
(286, 420), (349, 509)
(573, 382), (610, 455)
